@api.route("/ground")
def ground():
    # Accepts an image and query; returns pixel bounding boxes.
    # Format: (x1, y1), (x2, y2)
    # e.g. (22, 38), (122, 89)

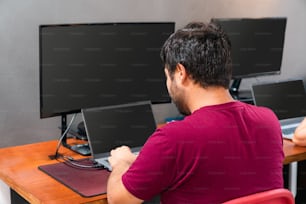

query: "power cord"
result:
(48, 114), (104, 169)
(56, 154), (104, 169)
(49, 113), (77, 160)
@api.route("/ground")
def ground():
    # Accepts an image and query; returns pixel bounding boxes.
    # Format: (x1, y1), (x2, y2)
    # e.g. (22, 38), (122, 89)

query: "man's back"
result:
(107, 22), (284, 204)
(122, 101), (284, 203)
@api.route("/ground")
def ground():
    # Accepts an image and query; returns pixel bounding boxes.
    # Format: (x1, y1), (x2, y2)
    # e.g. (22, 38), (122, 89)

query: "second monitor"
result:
(211, 17), (287, 95)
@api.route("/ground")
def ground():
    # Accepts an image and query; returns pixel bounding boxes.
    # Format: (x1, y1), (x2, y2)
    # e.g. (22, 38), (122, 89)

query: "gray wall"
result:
(0, 0), (305, 148)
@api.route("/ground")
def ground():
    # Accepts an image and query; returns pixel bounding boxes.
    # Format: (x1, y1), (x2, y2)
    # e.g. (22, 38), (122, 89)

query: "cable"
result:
(52, 113), (77, 159)
(56, 155), (104, 169)
(50, 114), (104, 169)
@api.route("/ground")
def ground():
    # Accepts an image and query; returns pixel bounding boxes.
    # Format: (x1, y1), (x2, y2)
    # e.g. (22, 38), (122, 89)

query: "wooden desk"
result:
(282, 139), (306, 197)
(0, 139), (306, 203)
(0, 140), (107, 204)
(283, 139), (306, 164)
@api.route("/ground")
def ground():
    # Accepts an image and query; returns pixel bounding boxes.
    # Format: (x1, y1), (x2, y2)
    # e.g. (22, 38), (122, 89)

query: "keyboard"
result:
(95, 150), (140, 171)
(282, 127), (297, 136)
(282, 124), (298, 139)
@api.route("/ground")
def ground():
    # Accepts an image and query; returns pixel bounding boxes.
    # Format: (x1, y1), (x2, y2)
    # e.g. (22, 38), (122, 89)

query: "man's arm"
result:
(107, 146), (144, 204)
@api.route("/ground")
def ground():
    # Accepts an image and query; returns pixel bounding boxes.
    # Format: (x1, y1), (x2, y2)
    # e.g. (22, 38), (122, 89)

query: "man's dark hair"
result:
(160, 22), (232, 89)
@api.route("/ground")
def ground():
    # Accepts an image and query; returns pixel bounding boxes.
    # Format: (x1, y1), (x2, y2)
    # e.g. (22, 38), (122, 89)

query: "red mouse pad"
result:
(39, 158), (110, 197)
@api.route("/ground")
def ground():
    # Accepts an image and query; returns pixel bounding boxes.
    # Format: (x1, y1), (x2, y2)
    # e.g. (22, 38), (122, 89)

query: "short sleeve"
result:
(122, 128), (176, 201)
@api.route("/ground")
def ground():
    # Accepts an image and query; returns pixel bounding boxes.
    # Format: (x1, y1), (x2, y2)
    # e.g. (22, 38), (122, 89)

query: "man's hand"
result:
(293, 118), (306, 146)
(108, 145), (137, 171)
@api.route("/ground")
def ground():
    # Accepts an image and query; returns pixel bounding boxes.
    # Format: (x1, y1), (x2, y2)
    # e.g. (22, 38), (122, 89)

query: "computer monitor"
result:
(40, 22), (174, 118)
(211, 17), (287, 94)
(252, 80), (306, 120)
(39, 22), (174, 149)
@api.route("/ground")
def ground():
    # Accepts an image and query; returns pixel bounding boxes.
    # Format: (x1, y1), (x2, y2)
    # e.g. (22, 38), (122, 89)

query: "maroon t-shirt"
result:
(122, 101), (284, 203)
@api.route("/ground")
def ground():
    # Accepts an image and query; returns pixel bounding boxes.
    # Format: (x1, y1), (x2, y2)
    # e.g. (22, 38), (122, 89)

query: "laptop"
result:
(82, 101), (157, 171)
(252, 80), (306, 139)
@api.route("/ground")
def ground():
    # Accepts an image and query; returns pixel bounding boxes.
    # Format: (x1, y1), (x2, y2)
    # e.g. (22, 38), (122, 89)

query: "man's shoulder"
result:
(247, 102), (277, 117)
(158, 119), (189, 132)
(236, 101), (276, 116)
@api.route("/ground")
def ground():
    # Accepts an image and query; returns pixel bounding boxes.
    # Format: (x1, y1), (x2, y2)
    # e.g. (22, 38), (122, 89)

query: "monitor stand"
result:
(61, 115), (91, 156)
(76, 121), (87, 140)
(230, 78), (254, 104)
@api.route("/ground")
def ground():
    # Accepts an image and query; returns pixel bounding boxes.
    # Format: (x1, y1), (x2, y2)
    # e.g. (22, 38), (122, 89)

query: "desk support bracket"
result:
(288, 161), (297, 198)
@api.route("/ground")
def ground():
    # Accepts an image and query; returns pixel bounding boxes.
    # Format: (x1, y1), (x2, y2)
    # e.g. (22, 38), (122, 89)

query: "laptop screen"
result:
(252, 80), (306, 120)
(82, 101), (156, 158)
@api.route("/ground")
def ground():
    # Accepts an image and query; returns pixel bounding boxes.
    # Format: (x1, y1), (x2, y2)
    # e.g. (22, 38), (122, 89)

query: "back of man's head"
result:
(160, 21), (232, 89)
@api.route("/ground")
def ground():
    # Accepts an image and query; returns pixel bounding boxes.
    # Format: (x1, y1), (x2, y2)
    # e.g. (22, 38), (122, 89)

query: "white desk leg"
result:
(288, 161), (298, 198)
(0, 180), (11, 204)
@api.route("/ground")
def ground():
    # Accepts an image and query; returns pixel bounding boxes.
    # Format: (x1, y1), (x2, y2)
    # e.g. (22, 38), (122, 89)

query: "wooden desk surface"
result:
(0, 140), (107, 204)
(283, 139), (306, 164)
(1, 139), (306, 203)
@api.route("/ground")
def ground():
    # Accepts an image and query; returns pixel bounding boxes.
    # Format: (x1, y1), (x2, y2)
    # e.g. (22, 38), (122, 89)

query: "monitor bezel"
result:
(211, 17), (287, 79)
(39, 22), (174, 119)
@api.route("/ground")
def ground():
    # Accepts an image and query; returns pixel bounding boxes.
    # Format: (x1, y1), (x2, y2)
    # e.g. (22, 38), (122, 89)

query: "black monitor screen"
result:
(83, 101), (156, 157)
(39, 22), (175, 118)
(252, 80), (306, 120)
(211, 18), (287, 79)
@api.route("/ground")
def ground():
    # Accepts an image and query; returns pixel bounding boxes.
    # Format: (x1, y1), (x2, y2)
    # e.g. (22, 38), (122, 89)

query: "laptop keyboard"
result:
(96, 151), (140, 171)
(281, 124), (299, 140)
(282, 127), (297, 136)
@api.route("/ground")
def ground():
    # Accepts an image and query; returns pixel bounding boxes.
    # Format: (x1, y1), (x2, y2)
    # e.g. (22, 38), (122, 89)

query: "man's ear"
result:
(176, 63), (188, 83)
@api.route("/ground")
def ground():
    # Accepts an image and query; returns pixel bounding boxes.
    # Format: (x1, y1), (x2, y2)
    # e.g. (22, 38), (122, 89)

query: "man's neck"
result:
(187, 86), (235, 113)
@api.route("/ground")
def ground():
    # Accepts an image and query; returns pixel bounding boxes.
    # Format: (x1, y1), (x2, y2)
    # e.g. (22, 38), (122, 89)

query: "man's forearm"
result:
(107, 162), (142, 204)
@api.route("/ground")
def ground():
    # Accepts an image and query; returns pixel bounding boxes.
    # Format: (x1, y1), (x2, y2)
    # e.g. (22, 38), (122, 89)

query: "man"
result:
(107, 22), (284, 204)
(293, 117), (306, 146)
